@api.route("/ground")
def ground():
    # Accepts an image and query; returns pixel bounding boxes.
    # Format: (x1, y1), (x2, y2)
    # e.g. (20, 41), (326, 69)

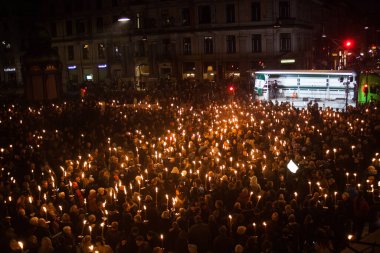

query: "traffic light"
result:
(362, 83), (368, 94)
(343, 39), (354, 49)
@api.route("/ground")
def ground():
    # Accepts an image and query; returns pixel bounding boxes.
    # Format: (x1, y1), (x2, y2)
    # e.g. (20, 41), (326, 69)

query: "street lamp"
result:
(118, 12), (130, 22)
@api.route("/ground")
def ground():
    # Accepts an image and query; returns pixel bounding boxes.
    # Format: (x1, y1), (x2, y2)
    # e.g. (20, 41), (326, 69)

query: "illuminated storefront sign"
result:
(4, 67), (16, 72)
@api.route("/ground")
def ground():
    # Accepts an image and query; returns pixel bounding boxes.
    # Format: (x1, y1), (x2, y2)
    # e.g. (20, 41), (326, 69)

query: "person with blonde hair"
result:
(80, 235), (92, 253)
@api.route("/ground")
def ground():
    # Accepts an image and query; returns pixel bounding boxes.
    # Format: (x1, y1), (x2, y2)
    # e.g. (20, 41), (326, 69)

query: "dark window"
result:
(161, 9), (173, 27)
(96, 0), (102, 10)
(98, 43), (105, 59)
(204, 36), (213, 54)
(226, 35), (236, 53)
(183, 37), (192, 55)
(68, 45), (74, 60)
(82, 44), (89, 60)
(112, 15), (119, 24)
(50, 23), (57, 37)
(279, 1), (290, 18)
(251, 2), (261, 21)
(65, 2), (72, 14)
(226, 62), (239, 71)
(77, 0), (84, 11)
(112, 44), (121, 59)
(182, 8), (190, 26)
(137, 41), (145, 57)
(252, 34), (262, 53)
(163, 39), (170, 56)
(183, 62), (195, 72)
(198, 5), (211, 24)
(226, 4), (235, 23)
(280, 33), (291, 52)
(96, 17), (104, 33)
(76, 20), (85, 34)
(66, 20), (73, 36)
(49, 4), (56, 16)
(87, 19), (92, 35)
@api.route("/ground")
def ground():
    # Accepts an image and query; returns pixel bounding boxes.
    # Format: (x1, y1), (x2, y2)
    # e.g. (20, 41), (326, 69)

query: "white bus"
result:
(253, 70), (357, 108)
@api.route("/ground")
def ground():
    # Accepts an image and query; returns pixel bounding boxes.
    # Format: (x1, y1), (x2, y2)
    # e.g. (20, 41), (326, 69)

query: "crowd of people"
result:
(0, 93), (379, 253)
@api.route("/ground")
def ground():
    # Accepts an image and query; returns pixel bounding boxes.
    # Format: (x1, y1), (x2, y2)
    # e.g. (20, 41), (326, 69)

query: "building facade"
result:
(9, 0), (352, 90)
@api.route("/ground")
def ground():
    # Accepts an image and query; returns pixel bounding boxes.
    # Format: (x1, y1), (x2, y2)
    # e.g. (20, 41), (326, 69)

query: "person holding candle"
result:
(79, 235), (92, 253)
(94, 236), (113, 253)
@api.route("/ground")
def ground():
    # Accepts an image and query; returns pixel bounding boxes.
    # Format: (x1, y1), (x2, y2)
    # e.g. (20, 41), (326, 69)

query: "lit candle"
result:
(160, 234), (164, 248)
(42, 206), (48, 220)
(166, 194), (169, 210)
(155, 187), (158, 208)
(333, 148), (337, 161)
(308, 181), (312, 194)
(334, 192), (337, 206)
(353, 173), (357, 183)
(81, 220), (87, 236)
(346, 172), (349, 185)
(228, 214), (232, 232)
(18, 241), (23, 253)
(255, 195), (261, 208)
(101, 222), (105, 237)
